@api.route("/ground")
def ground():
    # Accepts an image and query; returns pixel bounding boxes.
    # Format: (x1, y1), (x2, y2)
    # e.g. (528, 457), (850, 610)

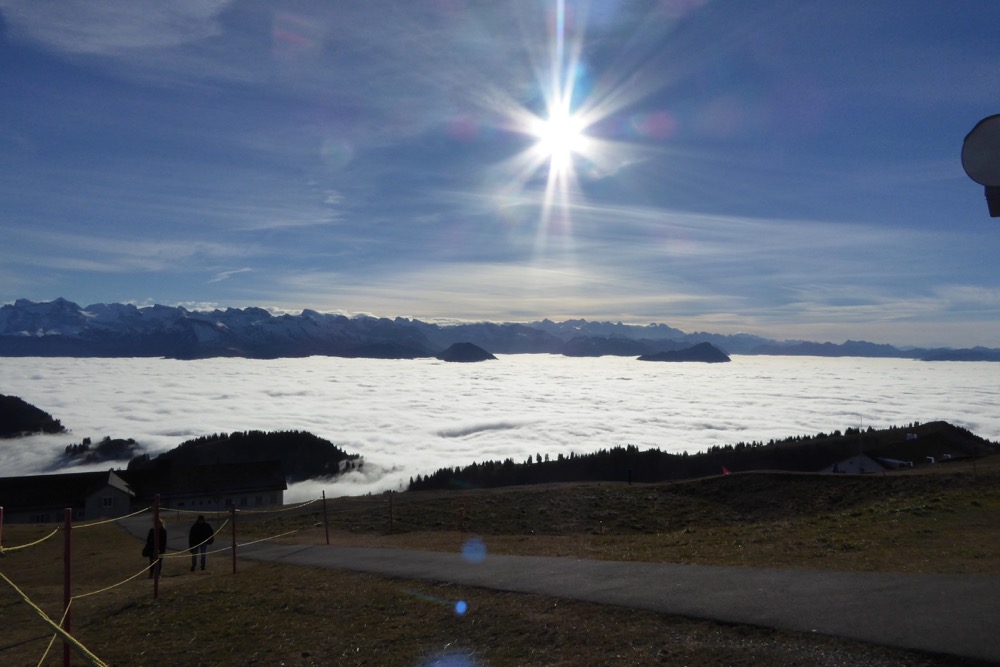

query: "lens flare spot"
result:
(446, 114), (480, 141)
(421, 653), (476, 667)
(631, 111), (678, 139)
(461, 537), (487, 563)
(455, 600), (469, 615)
(320, 137), (355, 169)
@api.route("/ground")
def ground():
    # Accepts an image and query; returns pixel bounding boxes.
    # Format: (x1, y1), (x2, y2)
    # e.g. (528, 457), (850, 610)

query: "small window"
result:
(255, 495), (262, 505)
(240, 497), (247, 506)
(102, 496), (114, 507)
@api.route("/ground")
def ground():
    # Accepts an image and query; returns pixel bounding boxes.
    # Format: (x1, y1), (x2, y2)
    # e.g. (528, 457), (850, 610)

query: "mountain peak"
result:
(0, 299), (996, 362)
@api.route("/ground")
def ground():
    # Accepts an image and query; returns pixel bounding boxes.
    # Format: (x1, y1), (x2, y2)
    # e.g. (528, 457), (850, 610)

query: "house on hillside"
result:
(820, 454), (885, 475)
(0, 470), (134, 523)
(122, 461), (287, 511)
(876, 457), (914, 470)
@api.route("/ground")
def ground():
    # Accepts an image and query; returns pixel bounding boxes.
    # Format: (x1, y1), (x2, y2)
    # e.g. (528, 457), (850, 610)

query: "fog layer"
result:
(1, 356), (996, 501)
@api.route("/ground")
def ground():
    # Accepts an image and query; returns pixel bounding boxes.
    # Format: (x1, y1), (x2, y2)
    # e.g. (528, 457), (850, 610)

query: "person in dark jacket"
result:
(145, 519), (167, 578)
(188, 515), (215, 571)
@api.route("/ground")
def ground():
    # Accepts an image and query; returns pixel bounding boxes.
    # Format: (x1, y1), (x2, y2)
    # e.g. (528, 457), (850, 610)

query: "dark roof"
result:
(121, 461), (287, 501)
(0, 470), (133, 511)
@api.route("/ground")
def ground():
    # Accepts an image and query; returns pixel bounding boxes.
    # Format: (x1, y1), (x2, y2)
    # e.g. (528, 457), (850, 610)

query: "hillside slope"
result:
(410, 420), (999, 491)
(0, 394), (65, 438)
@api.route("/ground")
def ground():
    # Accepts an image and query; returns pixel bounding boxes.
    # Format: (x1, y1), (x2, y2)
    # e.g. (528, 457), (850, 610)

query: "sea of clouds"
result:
(2, 355), (997, 502)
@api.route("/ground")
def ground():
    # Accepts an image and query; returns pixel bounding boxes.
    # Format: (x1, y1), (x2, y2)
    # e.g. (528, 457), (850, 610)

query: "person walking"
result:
(145, 519), (167, 578)
(188, 515), (215, 571)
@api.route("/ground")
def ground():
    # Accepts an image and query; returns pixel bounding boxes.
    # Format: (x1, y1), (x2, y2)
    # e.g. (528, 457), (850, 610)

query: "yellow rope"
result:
(326, 503), (386, 515)
(167, 506), (230, 516)
(189, 518), (230, 549)
(237, 528), (302, 547)
(0, 496), (347, 665)
(73, 506), (152, 529)
(71, 562), (155, 600)
(35, 601), (72, 667)
(161, 519), (231, 559)
(36, 630), (58, 667)
(206, 519), (229, 544)
(0, 527), (60, 555)
(234, 496), (321, 515)
(0, 570), (108, 667)
(202, 543), (237, 556)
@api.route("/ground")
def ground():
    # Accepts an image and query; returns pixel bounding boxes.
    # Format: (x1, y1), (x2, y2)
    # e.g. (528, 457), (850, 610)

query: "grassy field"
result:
(1, 457), (998, 665)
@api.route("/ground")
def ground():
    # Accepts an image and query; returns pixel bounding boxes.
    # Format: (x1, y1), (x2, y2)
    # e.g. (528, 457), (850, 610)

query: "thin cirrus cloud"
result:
(4, 226), (259, 273)
(0, 0), (233, 54)
(257, 200), (978, 343)
(208, 268), (252, 284)
(0, 356), (997, 501)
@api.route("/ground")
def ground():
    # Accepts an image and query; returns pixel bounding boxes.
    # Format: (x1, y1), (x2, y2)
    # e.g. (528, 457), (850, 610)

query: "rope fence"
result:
(232, 528), (303, 548)
(0, 570), (107, 667)
(225, 496), (322, 515)
(72, 505), (151, 529)
(0, 527), (60, 555)
(69, 562), (157, 600)
(0, 489), (470, 666)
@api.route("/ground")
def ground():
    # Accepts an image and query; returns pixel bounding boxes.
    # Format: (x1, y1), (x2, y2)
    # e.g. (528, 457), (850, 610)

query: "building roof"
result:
(0, 470), (133, 511)
(821, 454), (885, 475)
(122, 460), (287, 501)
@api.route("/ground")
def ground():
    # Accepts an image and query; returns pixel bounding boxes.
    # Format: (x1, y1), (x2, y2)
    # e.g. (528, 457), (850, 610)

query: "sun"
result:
(532, 104), (587, 171)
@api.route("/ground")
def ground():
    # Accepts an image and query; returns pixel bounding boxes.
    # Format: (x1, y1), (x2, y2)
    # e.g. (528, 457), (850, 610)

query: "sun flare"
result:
(533, 106), (587, 169)
(492, 0), (636, 248)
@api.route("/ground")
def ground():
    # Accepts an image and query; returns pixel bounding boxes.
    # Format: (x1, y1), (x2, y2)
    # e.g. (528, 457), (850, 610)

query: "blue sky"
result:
(1, 1), (998, 348)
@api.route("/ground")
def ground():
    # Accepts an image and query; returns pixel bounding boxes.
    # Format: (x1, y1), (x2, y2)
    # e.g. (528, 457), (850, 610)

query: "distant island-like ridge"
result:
(638, 342), (730, 363)
(436, 342), (496, 362)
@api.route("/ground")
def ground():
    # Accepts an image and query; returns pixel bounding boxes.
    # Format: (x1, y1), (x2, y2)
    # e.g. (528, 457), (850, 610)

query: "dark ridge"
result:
(638, 342), (730, 363)
(408, 421), (1000, 491)
(60, 436), (142, 467)
(127, 430), (360, 483)
(436, 342), (496, 362)
(0, 394), (65, 438)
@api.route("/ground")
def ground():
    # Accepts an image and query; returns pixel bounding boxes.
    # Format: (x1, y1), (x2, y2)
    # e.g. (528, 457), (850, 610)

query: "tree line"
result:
(408, 421), (998, 491)
(128, 429), (360, 482)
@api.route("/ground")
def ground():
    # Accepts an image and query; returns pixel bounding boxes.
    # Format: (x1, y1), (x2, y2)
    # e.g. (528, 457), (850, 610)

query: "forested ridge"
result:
(0, 394), (65, 438)
(128, 430), (361, 482)
(409, 421), (999, 491)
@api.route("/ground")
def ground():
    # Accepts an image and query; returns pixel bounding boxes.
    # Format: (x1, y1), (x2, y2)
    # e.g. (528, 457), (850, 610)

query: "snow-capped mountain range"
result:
(1, 298), (997, 361)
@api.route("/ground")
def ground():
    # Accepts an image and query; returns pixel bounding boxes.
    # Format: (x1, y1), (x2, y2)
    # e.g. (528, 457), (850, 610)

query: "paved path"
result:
(118, 516), (999, 663)
(234, 542), (1000, 663)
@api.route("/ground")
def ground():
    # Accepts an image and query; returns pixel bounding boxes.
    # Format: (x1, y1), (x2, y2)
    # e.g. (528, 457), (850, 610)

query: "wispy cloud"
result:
(4, 226), (262, 273)
(208, 268), (252, 284)
(0, 0), (233, 54)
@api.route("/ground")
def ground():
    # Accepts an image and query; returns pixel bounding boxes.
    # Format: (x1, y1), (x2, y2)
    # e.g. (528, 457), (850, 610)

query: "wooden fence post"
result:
(322, 490), (330, 546)
(230, 506), (237, 575)
(63, 507), (72, 667)
(153, 495), (161, 600)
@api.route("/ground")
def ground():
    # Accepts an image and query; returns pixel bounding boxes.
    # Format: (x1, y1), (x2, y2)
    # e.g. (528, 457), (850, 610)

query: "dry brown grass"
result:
(270, 456), (1000, 574)
(2, 457), (998, 666)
